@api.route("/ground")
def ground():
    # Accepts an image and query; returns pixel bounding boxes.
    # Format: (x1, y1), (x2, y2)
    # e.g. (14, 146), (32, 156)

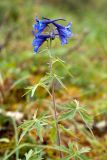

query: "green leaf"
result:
(24, 148), (43, 160)
(58, 101), (77, 110)
(67, 143), (91, 160)
(46, 145), (68, 153)
(19, 120), (35, 142)
(79, 109), (93, 125)
(52, 57), (65, 66)
(59, 109), (76, 121)
(31, 85), (39, 97)
(58, 101), (77, 121)
(24, 75), (51, 97)
(19, 115), (48, 143)
(78, 147), (90, 154)
(34, 120), (43, 142)
(52, 57), (72, 77)
(79, 107), (94, 137)
(53, 74), (67, 90)
(25, 149), (33, 160)
(61, 155), (74, 160)
(77, 155), (91, 160)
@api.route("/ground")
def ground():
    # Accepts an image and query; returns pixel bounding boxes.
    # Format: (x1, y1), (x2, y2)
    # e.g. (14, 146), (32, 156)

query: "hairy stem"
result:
(49, 39), (63, 159)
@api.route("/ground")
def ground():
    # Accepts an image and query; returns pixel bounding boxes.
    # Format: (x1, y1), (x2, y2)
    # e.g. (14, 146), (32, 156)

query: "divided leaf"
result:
(24, 75), (51, 97)
(52, 57), (72, 77)
(19, 115), (48, 143)
(79, 109), (93, 125)
(54, 74), (67, 90)
(59, 109), (76, 121)
(25, 148), (43, 160)
(58, 101), (77, 121)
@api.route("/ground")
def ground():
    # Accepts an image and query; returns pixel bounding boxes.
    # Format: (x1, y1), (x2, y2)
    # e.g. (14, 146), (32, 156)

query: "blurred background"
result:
(0, 0), (107, 159)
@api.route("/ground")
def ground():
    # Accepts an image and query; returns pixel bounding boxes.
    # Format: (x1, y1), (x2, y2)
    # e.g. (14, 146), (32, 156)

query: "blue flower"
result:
(32, 33), (55, 53)
(32, 17), (72, 53)
(42, 17), (72, 45)
(53, 22), (72, 45)
(33, 17), (65, 36)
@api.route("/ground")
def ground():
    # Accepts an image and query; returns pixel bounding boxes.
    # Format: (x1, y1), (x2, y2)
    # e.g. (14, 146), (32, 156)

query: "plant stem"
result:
(52, 80), (63, 158)
(48, 39), (63, 159)
(11, 118), (19, 160)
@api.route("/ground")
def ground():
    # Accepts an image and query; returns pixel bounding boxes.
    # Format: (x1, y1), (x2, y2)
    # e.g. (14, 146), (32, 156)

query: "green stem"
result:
(3, 143), (67, 160)
(48, 39), (63, 159)
(11, 118), (19, 160)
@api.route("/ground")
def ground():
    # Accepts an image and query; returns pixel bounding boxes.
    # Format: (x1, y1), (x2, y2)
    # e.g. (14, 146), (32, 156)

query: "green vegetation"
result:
(0, 0), (107, 159)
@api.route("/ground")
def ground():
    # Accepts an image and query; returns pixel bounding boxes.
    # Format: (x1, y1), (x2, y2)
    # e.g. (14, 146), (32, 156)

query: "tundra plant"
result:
(18, 17), (92, 160)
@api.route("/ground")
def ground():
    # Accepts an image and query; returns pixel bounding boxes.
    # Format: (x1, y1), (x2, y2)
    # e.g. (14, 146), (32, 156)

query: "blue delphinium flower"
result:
(33, 16), (65, 36)
(32, 33), (55, 53)
(42, 17), (72, 45)
(54, 22), (72, 45)
(32, 17), (72, 53)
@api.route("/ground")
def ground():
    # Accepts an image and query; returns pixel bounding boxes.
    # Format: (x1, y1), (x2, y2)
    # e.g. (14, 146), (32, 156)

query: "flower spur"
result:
(33, 16), (65, 36)
(32, 17), (72, 53)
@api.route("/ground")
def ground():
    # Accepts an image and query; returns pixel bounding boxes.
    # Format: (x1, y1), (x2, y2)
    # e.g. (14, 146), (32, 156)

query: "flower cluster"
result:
(32, 17), (72, 53)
